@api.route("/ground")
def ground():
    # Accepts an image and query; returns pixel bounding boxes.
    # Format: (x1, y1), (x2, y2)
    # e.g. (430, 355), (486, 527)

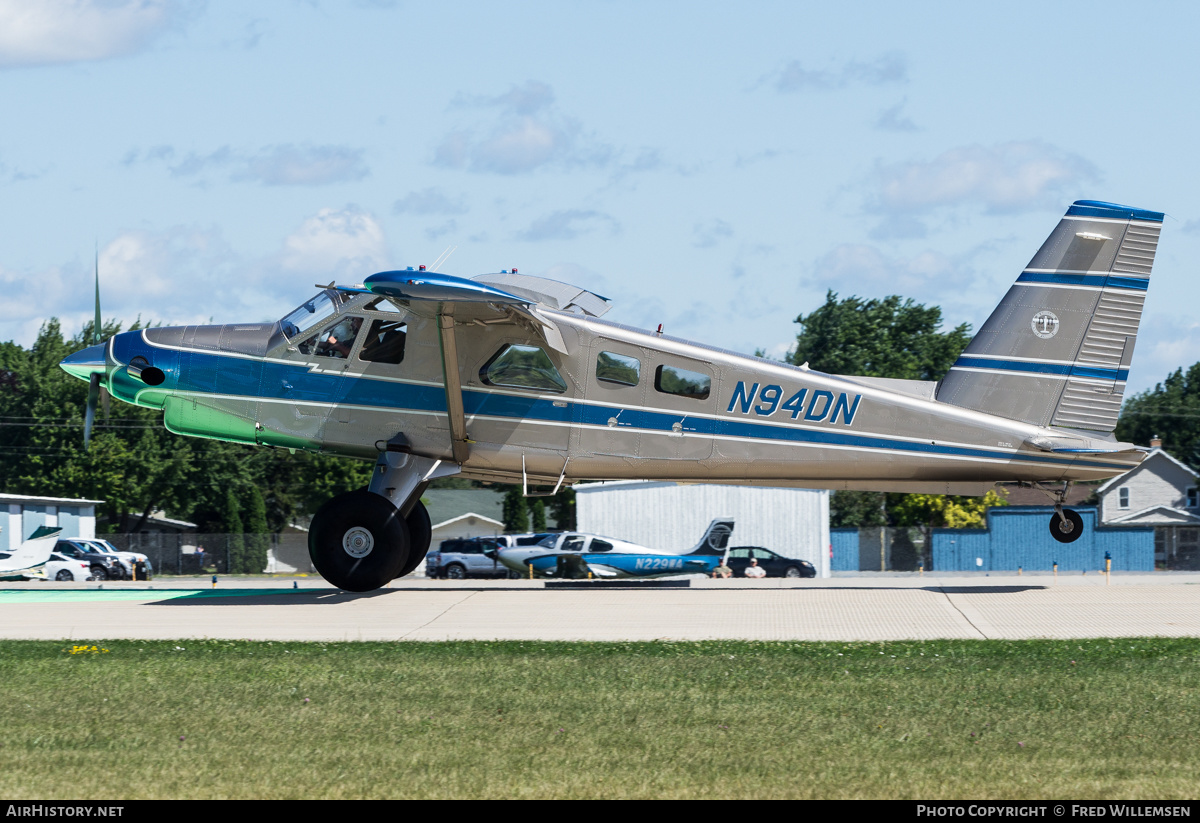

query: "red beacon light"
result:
(418, 265), (426, 271)
(512, 267), (518, 273)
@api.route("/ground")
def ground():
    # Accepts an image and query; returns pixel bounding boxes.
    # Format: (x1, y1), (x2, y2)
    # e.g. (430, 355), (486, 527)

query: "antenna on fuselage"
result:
(431, 245), (457, 272)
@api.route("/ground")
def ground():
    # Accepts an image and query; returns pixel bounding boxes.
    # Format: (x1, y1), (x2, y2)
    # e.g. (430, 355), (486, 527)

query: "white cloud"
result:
(516, 210), (618, 242)
(128, 143), (369, 187)
(771, 53), (907, 92)
(434, 81), (610, 175)
(393, 188), (467, 216)
(280, 206), (388, 278)
(0, 0), (187, 68)
(692, 219), (733, 248)
(811, 244), (959, 293)
(870, 141), (1098, 215)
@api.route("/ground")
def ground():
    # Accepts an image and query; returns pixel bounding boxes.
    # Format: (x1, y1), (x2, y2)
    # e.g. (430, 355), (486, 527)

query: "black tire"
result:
(395, 499), (432, 579)
(507, 570), (523, 579)
(309, 489), (411, 592)
(55, 570), (73, 581)
(445, 564), (467, 580)
(1050, 509), (1085, 544)
(784, 566), (803, 579)
(90, 566), (108, 581)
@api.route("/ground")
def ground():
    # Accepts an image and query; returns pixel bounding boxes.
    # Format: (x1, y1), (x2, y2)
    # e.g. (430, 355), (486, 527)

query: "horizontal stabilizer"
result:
(472, 272), (613, 317)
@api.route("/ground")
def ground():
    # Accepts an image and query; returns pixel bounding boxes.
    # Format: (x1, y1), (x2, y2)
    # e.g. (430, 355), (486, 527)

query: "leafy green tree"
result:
(549, 487), (576, 531)
(888, 489), (1009, 566)
(529, 498), (547, 531)
(1116, 363), (1200, 467)
(830, 491), (887, 528)
(243, 486), (270, 574)
(789, 290), (971, 381)
(220, 488), (245, 573)
(501, 487), (529, 533)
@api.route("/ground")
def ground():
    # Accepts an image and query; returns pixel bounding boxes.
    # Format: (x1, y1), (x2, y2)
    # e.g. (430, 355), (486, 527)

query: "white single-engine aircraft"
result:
(0, 526), (62, 581)
(493, 517), (735, 579)
(60, 200), (1163, 591)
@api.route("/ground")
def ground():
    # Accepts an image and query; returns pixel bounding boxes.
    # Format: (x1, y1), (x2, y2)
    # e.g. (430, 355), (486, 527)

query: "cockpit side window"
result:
(481, 344), (568, 393)
(280, 292), (339, 340)
(299, 315), (364, 359)
(358, 319), (407, 364)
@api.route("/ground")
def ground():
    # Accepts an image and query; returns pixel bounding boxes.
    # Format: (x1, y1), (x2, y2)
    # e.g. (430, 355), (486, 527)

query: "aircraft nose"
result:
(59, 344), (107, 382)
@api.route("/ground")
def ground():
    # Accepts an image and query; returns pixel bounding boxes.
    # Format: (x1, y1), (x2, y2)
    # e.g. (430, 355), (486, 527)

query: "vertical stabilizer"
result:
(937, 200), (1164, 432)
(686, 518), (734, 555)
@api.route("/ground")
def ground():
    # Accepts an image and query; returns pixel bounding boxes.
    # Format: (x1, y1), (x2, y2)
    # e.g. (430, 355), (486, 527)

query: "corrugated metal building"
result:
(0, 494), (101, 550)
(932, 506), (1154, 572)
(574, 481), (831, 577)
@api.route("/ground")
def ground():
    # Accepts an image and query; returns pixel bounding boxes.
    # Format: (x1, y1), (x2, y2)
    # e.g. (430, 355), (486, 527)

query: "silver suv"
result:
(427, 533), (556, 579)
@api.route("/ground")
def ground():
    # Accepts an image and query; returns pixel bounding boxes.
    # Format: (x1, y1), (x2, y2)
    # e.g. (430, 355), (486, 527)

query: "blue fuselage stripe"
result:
(952, 356), (1128, 382)
(136, 342), (1134, 472)
(1016, 271), (1148, 291)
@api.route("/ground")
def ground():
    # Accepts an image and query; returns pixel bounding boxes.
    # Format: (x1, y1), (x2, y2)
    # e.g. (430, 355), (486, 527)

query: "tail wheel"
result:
(1049, 509), (1084, 544)
(309, 490), (411, 592)
(395, 499), (432, 580)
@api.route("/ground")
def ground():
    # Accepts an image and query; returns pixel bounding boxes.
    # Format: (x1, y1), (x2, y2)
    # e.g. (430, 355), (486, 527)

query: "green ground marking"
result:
(0, 638), (1197, 799)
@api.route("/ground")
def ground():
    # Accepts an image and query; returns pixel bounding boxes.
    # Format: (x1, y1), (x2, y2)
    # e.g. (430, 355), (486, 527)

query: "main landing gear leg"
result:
(308, 450), (459, 591)
(1045, 481), (1084, 544)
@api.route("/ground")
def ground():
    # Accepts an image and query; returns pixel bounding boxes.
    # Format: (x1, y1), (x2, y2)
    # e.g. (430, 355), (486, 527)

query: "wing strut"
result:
(436, 304), (471, 464)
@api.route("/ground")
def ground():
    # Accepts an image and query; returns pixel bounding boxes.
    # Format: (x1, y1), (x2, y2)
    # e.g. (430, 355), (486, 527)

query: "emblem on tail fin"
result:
(1031, 311), (1060, 339)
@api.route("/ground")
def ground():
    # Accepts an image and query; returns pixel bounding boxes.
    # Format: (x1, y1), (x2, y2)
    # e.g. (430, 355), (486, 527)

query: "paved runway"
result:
(2, 573), (1199, 642)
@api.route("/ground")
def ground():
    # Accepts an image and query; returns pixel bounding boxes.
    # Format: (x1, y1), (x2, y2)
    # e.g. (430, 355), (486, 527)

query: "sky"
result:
(1, 0), (1198, 395)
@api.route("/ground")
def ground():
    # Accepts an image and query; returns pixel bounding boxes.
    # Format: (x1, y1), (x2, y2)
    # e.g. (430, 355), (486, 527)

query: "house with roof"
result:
(1096, 438), (1199, 569)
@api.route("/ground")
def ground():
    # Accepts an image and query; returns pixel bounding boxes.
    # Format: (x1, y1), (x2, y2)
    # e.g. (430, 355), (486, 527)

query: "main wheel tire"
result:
(309, 489), (411, 592)
(1050, 509), (1085, 544)
(395, 499), (432, 580)
(55, 570), (73, 581)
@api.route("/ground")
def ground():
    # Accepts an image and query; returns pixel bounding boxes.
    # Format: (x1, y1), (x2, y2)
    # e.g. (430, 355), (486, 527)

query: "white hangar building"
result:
(0, 493), (101, 550)
(574, 481), (831, 577)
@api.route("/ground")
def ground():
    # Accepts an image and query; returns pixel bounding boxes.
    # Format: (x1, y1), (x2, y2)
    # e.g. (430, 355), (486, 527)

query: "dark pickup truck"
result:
(54, 540), (124, 581)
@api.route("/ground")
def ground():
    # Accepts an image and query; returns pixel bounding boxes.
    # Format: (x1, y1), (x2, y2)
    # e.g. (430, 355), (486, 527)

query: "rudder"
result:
(936, 200), (1164, 432)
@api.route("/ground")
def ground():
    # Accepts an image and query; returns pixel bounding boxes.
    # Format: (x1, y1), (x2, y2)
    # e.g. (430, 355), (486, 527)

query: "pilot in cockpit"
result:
(317, 316), (362, 358)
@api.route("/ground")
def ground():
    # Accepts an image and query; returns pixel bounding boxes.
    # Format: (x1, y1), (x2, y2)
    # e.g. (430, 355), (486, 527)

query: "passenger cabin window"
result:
(481, 344), (567, 393)
(358, 319), (407, 364)
(655, 364), (711, 400)
(589, 539), (614, 553)
(596, 351), (640, 387)
(300, 315), (364, 359)
(365, 297), (404, 314)
(562, 535), (586, 552)
(1119, 487), (1130, 509)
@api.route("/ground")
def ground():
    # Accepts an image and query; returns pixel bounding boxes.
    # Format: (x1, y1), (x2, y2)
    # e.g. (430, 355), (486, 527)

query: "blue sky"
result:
(2, 0), (1198, 395)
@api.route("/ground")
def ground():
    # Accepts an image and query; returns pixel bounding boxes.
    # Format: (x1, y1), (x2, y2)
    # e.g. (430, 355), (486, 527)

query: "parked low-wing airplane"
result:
(0, 526), (62, 581)
(493, 517), (734, 579)
(60, 200), (1163, 591)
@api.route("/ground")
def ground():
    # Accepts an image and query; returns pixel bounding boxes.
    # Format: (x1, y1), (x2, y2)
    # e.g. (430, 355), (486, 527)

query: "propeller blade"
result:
(84, 372), (100, 450)
(93, 244), (102, 346)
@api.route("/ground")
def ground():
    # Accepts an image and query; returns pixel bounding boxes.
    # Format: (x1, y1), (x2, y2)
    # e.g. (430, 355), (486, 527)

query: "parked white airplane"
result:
(494, 518), (734, 579)
(0, 526), (63, 581)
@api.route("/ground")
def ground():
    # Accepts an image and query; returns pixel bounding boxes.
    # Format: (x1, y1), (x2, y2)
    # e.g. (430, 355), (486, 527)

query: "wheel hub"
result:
(342, 527), (375, 558)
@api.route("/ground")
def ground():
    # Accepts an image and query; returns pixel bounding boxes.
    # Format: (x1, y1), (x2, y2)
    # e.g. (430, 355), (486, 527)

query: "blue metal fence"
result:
(831, 528), (859, 571)
(931, 506), (1153, 572)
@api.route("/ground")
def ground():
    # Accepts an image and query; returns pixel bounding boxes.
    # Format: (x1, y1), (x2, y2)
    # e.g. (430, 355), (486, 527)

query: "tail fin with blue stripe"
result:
(936, 200), (1164, 433)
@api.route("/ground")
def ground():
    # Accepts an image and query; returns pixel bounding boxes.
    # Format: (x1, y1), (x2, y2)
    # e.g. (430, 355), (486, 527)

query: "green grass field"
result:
(1, 638), (1198, 799)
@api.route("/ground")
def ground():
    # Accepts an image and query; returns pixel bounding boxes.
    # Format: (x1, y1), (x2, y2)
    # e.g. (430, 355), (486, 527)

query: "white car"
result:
(45, 552), (93, 582)
(79, 539), (153, 579)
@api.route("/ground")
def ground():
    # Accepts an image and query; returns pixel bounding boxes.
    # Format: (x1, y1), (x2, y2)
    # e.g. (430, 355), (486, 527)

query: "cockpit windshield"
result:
(280, 291), (339, 340)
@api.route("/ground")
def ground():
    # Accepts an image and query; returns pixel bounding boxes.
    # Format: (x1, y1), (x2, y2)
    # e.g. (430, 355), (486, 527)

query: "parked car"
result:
(53, 540), (124, 581)
(725, 546), (816, 579)
(79, 539), (153, 580)
(45, 552), (93, 582)
(427, 533), (556, 579)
